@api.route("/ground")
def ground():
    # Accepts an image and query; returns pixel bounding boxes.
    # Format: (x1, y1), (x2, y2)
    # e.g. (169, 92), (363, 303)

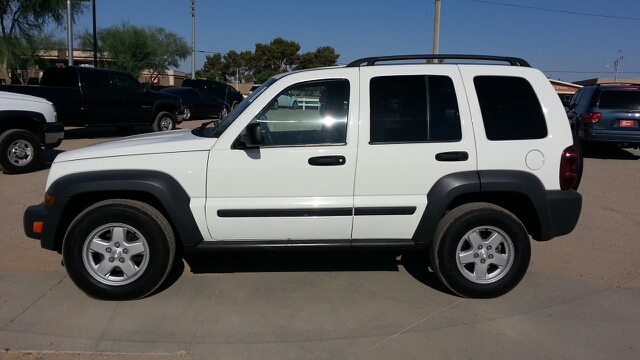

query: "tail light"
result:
(581, 112), (601, 124)
(560, 146), (578, 190)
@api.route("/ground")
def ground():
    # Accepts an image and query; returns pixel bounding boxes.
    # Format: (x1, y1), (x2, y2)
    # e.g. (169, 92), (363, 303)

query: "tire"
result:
(291, 100), (298, 110)
(219, 107), (229, 120)
(429, 203), (531, 298)
(183, 107), (192, 121)
(62, 199), (176, 300)
(0, 129), (42, 175)
(272, 100), (279, 110)
(152, 111), (176, 132)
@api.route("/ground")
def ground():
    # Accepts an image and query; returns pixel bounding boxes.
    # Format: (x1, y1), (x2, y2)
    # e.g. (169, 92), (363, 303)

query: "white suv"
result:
(24, 55), (582, 300)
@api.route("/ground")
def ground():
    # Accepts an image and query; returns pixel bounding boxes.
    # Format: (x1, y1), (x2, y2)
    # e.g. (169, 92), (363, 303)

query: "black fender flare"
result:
(411, 170), (556, 244)
(0, 110), (47, 142)
(44, 170), (202, 250)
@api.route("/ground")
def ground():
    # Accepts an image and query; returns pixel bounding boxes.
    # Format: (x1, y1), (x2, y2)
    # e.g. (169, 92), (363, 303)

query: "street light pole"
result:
(191, 0), (196, 79)
(614, 50), (623, 84)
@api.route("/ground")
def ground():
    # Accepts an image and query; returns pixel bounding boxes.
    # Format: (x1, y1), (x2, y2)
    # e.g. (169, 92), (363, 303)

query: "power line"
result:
(469, 0), (640, 21)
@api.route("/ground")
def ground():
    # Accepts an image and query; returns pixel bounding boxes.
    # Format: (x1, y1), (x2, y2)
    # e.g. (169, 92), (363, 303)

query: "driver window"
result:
(255, 79), (349, 147)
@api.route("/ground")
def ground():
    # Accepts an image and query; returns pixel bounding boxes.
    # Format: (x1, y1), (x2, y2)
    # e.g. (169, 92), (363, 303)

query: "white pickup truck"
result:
(0, 91), (64, 174)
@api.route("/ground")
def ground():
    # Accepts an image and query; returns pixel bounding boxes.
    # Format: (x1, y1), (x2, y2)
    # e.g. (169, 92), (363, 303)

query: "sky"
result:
(66, 0), (640, 83)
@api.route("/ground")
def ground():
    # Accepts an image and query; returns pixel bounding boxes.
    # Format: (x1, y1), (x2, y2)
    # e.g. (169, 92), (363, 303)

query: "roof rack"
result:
(592, 82), (640, 87)
(346, 54), (531, 67)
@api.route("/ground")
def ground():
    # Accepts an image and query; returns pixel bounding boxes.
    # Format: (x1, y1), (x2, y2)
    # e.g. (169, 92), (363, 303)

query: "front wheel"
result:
(291, 100), (298, 110)
(62, 199), (176, 300)
(152, 111), (176, 132)
(429, 203), (531, 298)
(0, 129), (42, 174)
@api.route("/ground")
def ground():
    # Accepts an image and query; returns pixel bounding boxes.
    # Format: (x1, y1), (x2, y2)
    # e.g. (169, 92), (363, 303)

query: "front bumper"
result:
(24, 198), (69, 251)
(43, 122), (64, 149)
(175, 108), (186, 124)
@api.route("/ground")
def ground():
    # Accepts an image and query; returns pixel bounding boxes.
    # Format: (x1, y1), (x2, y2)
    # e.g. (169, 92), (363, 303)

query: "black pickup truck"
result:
(0, 66), (185, 131)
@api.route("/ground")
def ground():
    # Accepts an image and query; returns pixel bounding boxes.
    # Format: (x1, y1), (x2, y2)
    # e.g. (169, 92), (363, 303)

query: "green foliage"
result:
(200, 38), (339, 84)
(78, 22), (189, 78)
(297, 46), (340, 70)
(0, 0), (86, 82)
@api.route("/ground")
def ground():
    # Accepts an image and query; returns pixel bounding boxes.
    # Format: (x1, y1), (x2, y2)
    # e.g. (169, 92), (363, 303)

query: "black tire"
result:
(152, 111), (176, 132)
(291, 100), (298, 110)
(0, 129), (42, 174)
(62, 199), (176, 300)
(429, 203), (531, 298)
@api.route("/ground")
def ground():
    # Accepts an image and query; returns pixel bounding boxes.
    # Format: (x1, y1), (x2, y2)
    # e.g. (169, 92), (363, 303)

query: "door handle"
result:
(435, 151), (469, 162)
(308, 155), (346, 166)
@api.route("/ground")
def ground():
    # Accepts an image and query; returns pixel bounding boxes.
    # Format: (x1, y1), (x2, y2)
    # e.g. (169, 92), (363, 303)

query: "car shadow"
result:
(583, 144), (640, 160)
(173, 249), (452, 295)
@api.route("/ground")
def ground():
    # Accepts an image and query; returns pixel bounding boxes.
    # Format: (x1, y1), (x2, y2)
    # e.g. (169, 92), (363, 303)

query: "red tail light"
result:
(581, 112), (602, 124)
(560, 146), (578, 190)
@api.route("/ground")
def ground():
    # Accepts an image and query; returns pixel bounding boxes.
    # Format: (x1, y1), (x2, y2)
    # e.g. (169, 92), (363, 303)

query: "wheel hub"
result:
(8, 140), (33, 165)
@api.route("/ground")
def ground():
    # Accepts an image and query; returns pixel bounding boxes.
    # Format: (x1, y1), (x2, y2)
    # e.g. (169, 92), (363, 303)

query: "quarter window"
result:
(369, 75), (461, 143)
(474, 76), (547, 141)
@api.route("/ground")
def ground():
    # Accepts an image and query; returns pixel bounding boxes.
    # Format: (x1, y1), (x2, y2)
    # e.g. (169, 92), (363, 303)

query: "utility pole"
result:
(67, 0), (73, 65)
(433, 0), (441, 55)
(191, 0), (196, 79)
(614, 50), (623, 84)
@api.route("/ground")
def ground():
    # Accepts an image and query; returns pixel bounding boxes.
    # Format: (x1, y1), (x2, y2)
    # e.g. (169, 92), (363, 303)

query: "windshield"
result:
(196, 78), (277, 138)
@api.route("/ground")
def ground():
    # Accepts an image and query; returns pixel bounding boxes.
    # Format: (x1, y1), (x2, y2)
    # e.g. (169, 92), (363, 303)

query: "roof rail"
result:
(346, 54), (531, 67)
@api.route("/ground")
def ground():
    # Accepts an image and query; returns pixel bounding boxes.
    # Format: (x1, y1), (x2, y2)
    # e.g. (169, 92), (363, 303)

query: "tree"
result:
(297, 46), (340, 70)
(253, 38), (300, 74)
(0, 0), (86, 82)
(78, 22), (189, 79)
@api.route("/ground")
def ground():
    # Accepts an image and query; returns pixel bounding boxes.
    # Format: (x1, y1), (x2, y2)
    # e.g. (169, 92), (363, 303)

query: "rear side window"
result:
(370, 75), (461, 143)
(597, 90), (640, 110)
(40, 68), (79, 88)
(474, 76), (547, 141)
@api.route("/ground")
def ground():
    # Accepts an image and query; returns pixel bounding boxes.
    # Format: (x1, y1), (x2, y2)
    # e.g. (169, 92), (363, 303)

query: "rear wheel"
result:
(62, 199), (176, 300)
(152, 111), (176, 131)
(219, 106), (229, 120)
(0, 129), (42, 174)
(429, 203), (531, 298)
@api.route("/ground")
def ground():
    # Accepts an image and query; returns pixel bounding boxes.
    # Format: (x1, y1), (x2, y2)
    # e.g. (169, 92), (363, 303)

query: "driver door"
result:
(205, 73), (357, 241)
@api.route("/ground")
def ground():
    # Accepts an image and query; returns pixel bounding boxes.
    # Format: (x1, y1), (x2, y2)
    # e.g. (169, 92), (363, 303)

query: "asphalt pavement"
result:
(1, 120), (639, 360)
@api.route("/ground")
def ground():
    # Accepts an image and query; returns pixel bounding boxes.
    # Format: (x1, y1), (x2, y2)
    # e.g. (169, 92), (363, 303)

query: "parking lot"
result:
(1, 120), (639, 360)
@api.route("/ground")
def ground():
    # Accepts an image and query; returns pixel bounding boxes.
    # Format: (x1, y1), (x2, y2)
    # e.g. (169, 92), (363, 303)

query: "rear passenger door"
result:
(353, 66), (477, 240)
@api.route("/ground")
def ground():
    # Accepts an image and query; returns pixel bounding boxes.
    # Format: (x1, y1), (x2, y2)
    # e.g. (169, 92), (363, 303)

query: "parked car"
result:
(272, 91), (298, 109)
(0, 91), (63, 174)
(0, 66), (185, 131)
(182, 79), (244, 110)
(24, 54), (581, 301)
(159, 87), (229, 120)
(567, 83), (640, 149)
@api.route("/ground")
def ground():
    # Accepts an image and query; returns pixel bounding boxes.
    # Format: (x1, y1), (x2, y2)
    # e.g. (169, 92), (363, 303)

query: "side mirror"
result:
(235, 122), (263, 149)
